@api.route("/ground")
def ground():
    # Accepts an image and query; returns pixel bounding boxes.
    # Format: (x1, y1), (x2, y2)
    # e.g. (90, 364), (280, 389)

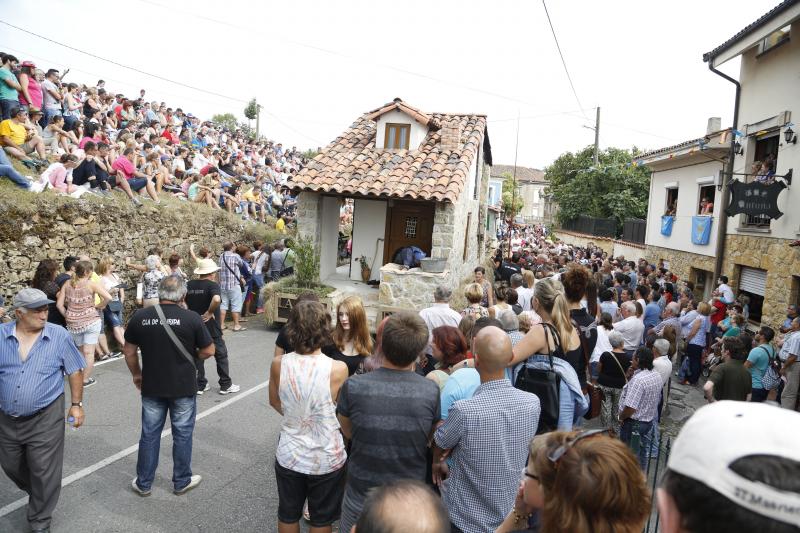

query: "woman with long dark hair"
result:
(31, 259), (62, 325)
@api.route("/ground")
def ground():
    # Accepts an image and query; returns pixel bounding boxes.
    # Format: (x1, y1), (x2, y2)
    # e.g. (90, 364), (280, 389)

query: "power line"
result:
(541, 0), (588, 120)
(0, 19), (250, 104)
(133, 0), (556, 111)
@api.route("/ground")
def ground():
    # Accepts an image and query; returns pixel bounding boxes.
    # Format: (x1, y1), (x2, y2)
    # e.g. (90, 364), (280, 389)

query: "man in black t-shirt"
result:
(123, 276), (214, 496)
(185, 259), (240, 395)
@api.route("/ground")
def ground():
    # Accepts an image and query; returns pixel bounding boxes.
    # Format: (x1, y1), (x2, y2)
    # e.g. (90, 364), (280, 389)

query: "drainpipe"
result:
(707, 61), (741, 283)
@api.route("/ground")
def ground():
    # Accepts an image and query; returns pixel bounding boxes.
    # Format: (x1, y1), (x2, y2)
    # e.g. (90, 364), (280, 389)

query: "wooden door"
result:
(383, 201), (435, 264)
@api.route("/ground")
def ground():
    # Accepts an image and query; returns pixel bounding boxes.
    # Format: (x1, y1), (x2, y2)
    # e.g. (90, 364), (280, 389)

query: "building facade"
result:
(640, 2), (800, 328)
(290, 98), (493, 311)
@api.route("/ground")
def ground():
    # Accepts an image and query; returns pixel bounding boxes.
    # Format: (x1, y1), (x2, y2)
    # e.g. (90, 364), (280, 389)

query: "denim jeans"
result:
(136, 396), (197, 491)
(252, 273), (265, 307)
(0, 164), (30, 189)
(41, 107), (61, 128)
(619, 418), (654, 470)
(0, 99), (18, 120)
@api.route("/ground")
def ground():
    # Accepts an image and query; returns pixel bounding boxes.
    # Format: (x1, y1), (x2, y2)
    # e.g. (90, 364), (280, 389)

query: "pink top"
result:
(79, 135), (101, 149)
(18, 75), (43, 108)
(112, 156), (135, 180)
(64, 280), (101, 333)
(43, 163), (70, 192)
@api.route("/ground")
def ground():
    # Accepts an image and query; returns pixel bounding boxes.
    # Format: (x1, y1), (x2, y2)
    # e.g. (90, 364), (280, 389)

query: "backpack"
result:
(514, 323), (562, 434)
(760, 346), (781, 391)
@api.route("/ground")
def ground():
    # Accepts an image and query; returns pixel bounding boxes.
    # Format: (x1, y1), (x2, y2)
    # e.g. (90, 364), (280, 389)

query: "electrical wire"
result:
(0, 19), (250, 104)
(541, 0), (588, 120)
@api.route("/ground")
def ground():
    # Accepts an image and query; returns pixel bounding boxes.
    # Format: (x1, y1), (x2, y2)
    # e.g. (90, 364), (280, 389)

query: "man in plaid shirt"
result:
(433, 326), (540, 533)
(217, 242), (245, 332)
(618, 346), (663, 470)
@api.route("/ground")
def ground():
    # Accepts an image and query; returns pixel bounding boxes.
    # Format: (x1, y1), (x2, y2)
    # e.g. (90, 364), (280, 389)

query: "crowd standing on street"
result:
(1, 48), (800, 533)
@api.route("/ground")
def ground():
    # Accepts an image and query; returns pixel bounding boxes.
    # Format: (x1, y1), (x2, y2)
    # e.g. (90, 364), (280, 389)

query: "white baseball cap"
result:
(667, 401), (800, 527)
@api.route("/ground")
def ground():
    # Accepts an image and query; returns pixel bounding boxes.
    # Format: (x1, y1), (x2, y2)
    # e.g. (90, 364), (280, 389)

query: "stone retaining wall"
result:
(0, 192), (263, 305)
(378, 264), (450, 310)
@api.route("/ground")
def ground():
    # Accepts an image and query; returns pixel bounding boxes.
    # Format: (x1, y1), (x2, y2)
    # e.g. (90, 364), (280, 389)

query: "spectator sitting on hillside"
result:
(0, 106), (48, 170)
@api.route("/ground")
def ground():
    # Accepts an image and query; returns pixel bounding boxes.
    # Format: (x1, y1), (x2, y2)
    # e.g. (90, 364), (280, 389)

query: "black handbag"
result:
(514, 323), (562, 435)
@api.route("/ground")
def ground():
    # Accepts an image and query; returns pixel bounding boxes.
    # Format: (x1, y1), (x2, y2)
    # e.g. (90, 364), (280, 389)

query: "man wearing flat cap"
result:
(0, 288), (86, 533)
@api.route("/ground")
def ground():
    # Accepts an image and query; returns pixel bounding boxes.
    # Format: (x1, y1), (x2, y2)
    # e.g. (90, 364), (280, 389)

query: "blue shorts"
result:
(128, 177), (148, 192)
(220, 287), (243, 312)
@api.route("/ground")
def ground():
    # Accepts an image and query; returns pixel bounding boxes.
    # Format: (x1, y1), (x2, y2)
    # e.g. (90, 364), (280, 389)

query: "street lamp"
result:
(785, 127), (797, 145)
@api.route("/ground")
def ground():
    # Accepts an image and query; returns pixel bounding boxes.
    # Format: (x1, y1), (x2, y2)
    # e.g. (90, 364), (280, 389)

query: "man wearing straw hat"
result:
(186, 258), (240, 396)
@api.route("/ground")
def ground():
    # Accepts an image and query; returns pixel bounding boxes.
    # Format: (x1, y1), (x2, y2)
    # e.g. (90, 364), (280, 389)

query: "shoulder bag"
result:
(760, 346), (781, 391)
(514, 323), (562, 435)
(154, 305), (198, 375)
(223, 256), (245, 289)
(573, 318), (602, 420)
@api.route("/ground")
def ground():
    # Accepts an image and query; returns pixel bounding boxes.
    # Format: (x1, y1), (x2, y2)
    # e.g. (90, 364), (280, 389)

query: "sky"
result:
(0, 0), (779, 169)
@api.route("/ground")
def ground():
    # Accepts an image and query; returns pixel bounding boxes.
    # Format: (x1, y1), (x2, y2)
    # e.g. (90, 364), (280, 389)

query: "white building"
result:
(640, 0), (800, 328)
(290, 98), (493, 311)
(490, 165), (548, 223)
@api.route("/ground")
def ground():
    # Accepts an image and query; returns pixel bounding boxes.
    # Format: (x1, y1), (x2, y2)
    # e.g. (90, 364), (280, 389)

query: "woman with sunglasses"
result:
(497, 429), (650, 533)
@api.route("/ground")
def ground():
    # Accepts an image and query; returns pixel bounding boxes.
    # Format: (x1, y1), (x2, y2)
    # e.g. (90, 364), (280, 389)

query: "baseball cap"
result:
(12, 288), (54, 310)
(667, 401), (800, 528)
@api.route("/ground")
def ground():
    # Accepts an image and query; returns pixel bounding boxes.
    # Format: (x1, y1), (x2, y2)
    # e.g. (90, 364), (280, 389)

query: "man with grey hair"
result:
(123, 276), (215, 497)
(0, 288), (86, 533)
(649, 337), (673, 456)
(614, 301), (644, 356)
(419, 285), (462, 366)
(650, 301), (681, 339)
(354, 479), (448, 533)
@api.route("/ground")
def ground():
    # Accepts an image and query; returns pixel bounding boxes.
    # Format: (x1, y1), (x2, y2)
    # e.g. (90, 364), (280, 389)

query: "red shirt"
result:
(161, 129), (179, 145)
(200, 165), (214, 176)
(710, 299), (727, 325)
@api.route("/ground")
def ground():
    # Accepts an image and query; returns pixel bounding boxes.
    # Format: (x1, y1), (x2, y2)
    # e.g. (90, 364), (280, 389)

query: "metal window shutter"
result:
(739, 267), (767, 296)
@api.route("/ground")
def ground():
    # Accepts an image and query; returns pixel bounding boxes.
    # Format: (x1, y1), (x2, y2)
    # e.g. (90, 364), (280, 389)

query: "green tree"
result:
(211, 113), (237, 131)
(244, 98), (258, 121)
(544, 146), (650, 233)
(501, 172), (524, 217)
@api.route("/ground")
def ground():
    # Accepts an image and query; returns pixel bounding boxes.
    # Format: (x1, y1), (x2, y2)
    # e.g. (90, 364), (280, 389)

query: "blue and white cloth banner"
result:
(691, 216), (713, 245)
(661, 215), (674, 236)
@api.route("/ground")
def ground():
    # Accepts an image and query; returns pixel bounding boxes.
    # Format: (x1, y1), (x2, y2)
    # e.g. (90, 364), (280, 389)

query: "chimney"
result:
(440, 119), (462, 151)
(706, 117), (721, 135)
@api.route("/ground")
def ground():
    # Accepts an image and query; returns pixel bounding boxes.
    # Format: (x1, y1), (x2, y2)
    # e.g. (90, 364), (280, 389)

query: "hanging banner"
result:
(691, 216), (713, 245)
(661, 215), (674, 236)
(725, 179), (786, 219)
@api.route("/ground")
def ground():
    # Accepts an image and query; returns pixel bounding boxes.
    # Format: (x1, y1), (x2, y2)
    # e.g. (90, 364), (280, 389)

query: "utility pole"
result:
(507, 111), (520, 259)
(593, 106), (600, 166)
(255, 100), (261, 140)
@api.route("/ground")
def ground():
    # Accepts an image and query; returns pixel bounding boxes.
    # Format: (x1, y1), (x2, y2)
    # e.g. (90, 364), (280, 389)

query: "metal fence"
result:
(623, 218), (647, 244)
(638, 434), (672, 533)
(560, 215), (617, 238)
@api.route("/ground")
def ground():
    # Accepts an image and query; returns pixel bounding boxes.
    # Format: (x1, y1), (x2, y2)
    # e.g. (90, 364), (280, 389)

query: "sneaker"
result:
(29, 181), (45, 193)
(174, 474), (202, 495)
(131, 477), (151, 497)
(197, 383), (211, 395)
(109, 351), (123, 359)
(219, 384), (241, 395)
(83, 377), (97, 388)
(132, 197), (143, 208)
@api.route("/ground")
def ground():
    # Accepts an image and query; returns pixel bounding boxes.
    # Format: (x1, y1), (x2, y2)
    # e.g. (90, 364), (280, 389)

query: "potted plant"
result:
(359, 255), (371, 282)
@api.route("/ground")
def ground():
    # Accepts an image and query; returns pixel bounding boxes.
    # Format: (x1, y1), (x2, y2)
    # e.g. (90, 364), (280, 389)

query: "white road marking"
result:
(0, 380), (269, 518)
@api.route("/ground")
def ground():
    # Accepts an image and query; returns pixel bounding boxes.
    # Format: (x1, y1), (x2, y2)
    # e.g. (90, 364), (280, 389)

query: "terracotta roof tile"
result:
(288, 99), (488, 203)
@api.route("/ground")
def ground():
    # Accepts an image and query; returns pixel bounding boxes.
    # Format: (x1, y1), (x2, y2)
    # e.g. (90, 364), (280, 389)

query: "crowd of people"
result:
(0, 52), (298, 230)
(1, 217), (799, 531)
(1, 48), (799, 533)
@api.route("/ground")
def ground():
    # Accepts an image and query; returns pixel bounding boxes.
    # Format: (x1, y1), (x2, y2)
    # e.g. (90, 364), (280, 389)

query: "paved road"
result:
(0, 322), (290, 533)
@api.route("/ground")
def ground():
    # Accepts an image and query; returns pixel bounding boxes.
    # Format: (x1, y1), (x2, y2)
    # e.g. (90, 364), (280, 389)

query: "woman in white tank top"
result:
(268, 300), (349, 531)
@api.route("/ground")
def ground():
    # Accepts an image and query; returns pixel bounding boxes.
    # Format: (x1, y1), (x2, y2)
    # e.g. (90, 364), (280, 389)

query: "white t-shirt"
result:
(516, 287), (534, 311)
(652, 356), (672, 386)
(590, 325), (613, 364)
(718, 283), (735, 304)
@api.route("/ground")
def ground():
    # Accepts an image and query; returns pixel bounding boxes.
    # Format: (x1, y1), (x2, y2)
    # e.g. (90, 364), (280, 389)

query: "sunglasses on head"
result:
(547, 428), (611, 464)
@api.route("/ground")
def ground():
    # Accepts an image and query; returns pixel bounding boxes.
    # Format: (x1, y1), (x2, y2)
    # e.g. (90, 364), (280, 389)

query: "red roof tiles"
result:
(288, 100), (487, 203)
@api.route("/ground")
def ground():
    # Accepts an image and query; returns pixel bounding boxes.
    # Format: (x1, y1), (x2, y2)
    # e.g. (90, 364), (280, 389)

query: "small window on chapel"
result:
(385, 123), (410, 149)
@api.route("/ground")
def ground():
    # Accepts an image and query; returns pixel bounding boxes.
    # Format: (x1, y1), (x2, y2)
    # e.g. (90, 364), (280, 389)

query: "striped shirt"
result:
(0, 322), (85, 417)
(779, 331), (800, 362)
(435, 379), (540, 533)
